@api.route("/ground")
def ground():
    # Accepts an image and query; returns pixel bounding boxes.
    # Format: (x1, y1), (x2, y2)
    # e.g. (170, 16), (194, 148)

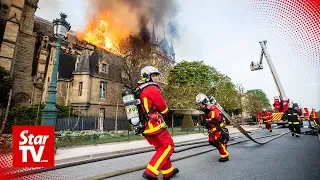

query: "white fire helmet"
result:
(262, 108), (267, 112)
(196, 93), (209, 105)
(140, 66), (160, 81)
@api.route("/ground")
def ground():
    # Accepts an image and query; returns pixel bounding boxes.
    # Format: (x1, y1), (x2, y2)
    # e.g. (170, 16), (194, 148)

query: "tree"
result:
(163, 61), (241, 114)
(163, 61), (213, 109)
(244, 89), (271, 115)
(0, 66), (12, 109)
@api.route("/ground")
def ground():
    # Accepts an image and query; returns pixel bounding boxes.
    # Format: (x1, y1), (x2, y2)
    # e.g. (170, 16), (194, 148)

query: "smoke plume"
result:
(85, 0), (180, 40)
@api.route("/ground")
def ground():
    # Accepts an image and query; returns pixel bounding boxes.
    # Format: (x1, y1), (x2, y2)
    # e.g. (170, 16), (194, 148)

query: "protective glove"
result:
(200, 118), (208, 127)
(133, 123), (145, 135)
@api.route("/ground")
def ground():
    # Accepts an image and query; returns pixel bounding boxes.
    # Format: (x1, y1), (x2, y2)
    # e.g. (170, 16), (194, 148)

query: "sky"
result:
(35, 0), (320, 110)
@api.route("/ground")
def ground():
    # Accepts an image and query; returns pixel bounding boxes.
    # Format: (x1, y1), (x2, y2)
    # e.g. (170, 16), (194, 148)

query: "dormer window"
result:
(102, 63), (107, 72)
(100, 63), (109, 74)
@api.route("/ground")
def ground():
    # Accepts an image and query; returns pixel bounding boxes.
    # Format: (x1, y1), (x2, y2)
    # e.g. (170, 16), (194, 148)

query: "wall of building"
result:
(85, 76), (124, 117)
(1, 2), (172, 123)
(72, 73), (91, 104)
(56, 80), (72, 105)
(0, 0), (24, 71)
(11, 1), (38, 106)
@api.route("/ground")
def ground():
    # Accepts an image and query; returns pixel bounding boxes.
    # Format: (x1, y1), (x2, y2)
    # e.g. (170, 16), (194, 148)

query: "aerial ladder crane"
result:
(250, 40), (291, 127)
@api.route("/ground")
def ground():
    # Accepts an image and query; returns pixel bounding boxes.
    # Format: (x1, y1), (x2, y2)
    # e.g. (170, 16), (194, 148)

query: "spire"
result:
(151, 24), (157, 44)
(170, 38), (175, 55)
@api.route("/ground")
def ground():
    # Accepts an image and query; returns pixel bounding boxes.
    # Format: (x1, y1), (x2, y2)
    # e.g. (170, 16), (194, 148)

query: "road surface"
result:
(108, 128), (320, 180)
(20, 127), (319, 180)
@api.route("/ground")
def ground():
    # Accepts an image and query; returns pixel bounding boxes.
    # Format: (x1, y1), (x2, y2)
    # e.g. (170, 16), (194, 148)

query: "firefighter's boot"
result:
(142, 172), (158, 180)
(219, 157), (229, 162)
(163, 168), (179, 180)
(291, 132), (294, 136)
(295, 134), (300, 137)
(269, 129), (272, 132)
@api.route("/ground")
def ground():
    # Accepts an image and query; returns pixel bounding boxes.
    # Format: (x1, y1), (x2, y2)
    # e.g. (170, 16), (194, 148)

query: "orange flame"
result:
(78, 10), (129, 56)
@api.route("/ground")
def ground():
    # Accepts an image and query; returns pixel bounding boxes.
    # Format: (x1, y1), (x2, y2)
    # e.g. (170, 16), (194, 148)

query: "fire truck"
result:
(250, 40), (295, 127)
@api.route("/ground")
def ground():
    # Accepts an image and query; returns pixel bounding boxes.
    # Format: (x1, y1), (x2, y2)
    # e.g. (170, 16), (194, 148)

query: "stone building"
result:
(0, 0), (176, 120)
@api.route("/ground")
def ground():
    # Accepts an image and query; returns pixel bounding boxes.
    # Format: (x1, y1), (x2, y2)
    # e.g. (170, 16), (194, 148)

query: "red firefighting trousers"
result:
(264, 122), (272, 131)
(144, 130), (175, 178)
(209, 130), (229, 158)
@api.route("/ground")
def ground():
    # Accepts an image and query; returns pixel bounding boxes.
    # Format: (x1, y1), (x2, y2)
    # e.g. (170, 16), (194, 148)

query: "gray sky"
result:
(35, 0), (320, 110)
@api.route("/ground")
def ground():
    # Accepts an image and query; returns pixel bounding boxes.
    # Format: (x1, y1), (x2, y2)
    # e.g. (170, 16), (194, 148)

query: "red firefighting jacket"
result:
(202, 105), (225, 133)
(138, 83), (169, 136)
(310, 110), (318, 120)
(261, 111), (272, 123)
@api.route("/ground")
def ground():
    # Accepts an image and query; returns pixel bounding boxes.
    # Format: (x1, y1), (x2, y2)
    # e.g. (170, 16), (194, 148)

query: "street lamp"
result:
(41, 13), (71, 126)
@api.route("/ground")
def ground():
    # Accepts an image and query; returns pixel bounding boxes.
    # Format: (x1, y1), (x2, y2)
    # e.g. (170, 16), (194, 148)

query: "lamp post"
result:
(41, 13), (71, 126)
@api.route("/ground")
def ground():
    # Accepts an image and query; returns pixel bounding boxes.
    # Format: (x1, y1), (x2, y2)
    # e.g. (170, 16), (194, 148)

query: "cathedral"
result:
(0, 0), (176, 119)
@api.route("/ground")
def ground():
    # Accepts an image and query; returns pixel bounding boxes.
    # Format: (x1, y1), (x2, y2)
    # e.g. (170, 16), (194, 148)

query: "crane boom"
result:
(259, 41), (288, 100)
(250, 40), (290, 113)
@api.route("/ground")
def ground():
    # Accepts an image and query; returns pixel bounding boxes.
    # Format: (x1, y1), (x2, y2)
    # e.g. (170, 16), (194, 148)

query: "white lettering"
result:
(19, 130), (29, 145)
(42, 135), (49, 145)
(28, 134), (35, 145)
(19, 131), (50, 145)
(19, 146), (45, 162)
(33, 135), (49, 145)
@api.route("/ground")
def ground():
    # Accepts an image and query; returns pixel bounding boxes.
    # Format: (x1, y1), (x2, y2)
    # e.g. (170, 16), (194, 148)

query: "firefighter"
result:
(310, 108), (319, 127)
(283, 103), (302, 137)
(261, 108), (273, 132)
(136, 66), (179, 180)
(196, 94), (229, 162)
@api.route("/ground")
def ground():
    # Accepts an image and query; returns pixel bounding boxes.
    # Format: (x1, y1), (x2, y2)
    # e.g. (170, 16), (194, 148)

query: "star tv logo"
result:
(12, 126), (55, 168)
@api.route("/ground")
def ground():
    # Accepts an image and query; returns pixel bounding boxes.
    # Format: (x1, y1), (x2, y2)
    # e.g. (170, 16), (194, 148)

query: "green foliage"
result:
(7, 104), (76, 126)
(163, 60), (242, 115)
(0, 67), (13, 109)
(245, 89), (271, 114)
(168, 61), (214, 85)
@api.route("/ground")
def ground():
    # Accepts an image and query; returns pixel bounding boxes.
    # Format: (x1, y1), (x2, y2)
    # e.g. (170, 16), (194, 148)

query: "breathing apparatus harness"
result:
(199, 104), (229, 144)
(122, 82), (160, 134)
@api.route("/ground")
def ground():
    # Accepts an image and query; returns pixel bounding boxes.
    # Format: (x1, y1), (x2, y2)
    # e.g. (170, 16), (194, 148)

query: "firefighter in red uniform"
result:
(310, 108), (319, 127)
(261, 108), (273, 132)
(196, 94), (229, 162)
(136, 66), (179, 180)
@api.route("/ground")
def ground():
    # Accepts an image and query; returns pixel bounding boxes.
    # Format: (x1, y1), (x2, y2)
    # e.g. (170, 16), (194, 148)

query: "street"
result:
(108, 128), (319, 180)
(21, 127), (320, 180)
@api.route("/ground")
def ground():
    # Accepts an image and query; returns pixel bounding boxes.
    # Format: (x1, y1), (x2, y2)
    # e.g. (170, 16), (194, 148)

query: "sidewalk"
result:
(54, 125), (261, 165)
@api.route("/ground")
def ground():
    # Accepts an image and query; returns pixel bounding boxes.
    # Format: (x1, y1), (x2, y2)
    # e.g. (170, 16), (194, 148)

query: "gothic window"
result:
(0, 2), (9, 48)
(0, 19), (6, 48)
(99, 81), (107, 99)
(78, 82), (83, 96)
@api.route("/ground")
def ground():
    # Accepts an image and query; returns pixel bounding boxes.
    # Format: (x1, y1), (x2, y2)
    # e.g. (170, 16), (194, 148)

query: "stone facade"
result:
(0, 0), (39, 106)
(0, 2), (176, 120)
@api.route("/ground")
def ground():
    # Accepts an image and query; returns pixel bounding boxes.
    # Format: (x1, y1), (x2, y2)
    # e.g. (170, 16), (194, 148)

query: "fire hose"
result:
(214, 102), (273, 145)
